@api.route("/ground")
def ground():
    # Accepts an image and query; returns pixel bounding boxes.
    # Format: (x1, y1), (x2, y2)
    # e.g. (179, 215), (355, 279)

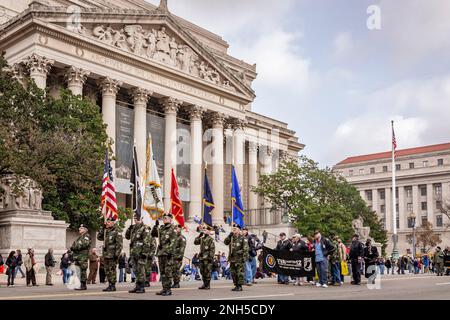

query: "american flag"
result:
(101, 151), (118, 221)
(392, 121), (397, 158)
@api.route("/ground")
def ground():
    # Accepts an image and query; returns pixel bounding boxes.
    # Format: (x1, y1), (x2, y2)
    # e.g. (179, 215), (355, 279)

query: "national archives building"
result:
(0, 0), (303, 234)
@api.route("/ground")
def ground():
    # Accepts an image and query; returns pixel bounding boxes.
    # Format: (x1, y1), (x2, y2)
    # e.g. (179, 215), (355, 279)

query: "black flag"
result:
(130, 146), (143, 221)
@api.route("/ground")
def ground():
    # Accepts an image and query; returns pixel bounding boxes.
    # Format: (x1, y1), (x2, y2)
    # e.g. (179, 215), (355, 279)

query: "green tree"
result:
(253, 156), (387, 250)
(0, 54), (111, 230)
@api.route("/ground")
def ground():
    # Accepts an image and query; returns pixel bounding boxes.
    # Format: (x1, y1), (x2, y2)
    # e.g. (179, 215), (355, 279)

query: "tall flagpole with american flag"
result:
(101, 150), (118, 222)
(391, 120), (399, 259)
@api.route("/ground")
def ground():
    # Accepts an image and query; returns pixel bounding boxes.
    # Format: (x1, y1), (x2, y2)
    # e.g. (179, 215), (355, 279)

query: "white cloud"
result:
(333, 32), (353, 59)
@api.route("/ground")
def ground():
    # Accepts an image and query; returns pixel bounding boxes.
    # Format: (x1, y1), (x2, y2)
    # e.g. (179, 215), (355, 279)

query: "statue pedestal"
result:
(0, 209), (68, 262)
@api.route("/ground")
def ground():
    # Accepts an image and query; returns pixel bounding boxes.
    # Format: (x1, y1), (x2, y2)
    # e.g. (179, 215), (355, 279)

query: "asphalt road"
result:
(0, 273), (449, 300)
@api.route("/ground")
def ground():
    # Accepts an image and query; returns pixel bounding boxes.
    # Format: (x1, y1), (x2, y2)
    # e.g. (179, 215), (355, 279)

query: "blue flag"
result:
(231, 166), (245, 228)
(203, 169), (214, 227)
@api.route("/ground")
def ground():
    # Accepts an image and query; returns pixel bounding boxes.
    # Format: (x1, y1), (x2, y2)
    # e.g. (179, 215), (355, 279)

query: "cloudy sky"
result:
(147, 0), (450, 167)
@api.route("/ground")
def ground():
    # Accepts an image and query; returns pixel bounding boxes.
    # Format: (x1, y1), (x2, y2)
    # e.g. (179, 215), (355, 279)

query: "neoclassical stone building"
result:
(0, 0), (303, 236)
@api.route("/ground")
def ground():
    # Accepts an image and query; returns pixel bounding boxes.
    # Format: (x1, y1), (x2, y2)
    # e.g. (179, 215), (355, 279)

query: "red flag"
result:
(170, 168), (185, 228)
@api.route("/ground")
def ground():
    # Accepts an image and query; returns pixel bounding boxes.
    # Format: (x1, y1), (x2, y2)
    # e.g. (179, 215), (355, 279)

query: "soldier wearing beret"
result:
(194, 224), (215, 290)
(172, 224), (187, 289)
(97, 218), (123, 292)
(152, 213), (177, 296)
(70, 224), (92, 290)
(224, 224), (249, 291)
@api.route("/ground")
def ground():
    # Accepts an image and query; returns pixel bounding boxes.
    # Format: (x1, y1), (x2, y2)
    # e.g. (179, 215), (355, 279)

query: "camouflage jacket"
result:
(330, 240), (341, 263)
(125, 223), (149, 257)
(194, 234), (215, 261)
(97, 225), (123, 260)
(173, 234), (187, 261)
(70, 232), (92, 261)
(152, 223), (177, 257)
(434, 250), (444, 264)
(141, 226), (157, 258)
(224, 233), (249, 263)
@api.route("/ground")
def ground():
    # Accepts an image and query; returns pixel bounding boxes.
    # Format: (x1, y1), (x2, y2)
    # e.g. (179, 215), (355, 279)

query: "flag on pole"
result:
(170, 168), (185, 228)
(203, 168), (214, 227)
(101, 151), (118, 221)
(392, 121), (397, 158)
(130, 145), (143, 221)
(231, 165), (245, 229)
(143, 134), (164, 224)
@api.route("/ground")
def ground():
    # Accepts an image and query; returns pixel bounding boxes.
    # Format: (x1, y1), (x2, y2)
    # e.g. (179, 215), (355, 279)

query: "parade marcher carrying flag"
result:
(202, 166), (214, 227)
(130, 145), (143, 221)
(170, 168), (185, 228)
(101, 150), (118, 222)
(143, 133), (164, 224)
(231, 165), (245, 229)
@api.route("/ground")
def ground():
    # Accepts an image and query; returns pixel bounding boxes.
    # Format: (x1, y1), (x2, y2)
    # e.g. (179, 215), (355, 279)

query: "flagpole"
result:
(202, 162), (206, 226)
(391, 120), (399, 260)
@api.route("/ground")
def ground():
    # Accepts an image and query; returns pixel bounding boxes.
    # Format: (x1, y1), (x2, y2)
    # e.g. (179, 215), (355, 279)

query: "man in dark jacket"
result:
(44, 248), (56, 286)
(349, 234), (364, 285)
(276, 232), (292, 284)
(363, 239), (379, 283)
(312, 231), (335, 288)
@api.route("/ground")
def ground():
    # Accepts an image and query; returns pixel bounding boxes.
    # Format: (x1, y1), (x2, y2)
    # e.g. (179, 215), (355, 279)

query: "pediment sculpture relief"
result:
(0, 176), (43, 211)
(89, 24), (237, 92)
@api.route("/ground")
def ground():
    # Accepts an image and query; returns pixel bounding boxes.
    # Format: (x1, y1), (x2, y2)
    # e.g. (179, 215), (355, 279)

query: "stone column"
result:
(211, 112), (226, 224)
(442, 182), (450, 226)
(162, 97), (181, 212)
(426, 183), (434, 225)
(232, 119), (246, 189)
(98, 77), (122, 171)
(372, 189), (378, 215)
(188, 106), (205, 221)
(412, 185), (420, 226)
(385, 187), (392, 233)
(398, 186), (406, 230)
(24, 53), (54, 90)
(248, 141), (259, 225)
(261, 146), (273, 225)
(65, 66), (90, 96)
(131, 88), (152, 175)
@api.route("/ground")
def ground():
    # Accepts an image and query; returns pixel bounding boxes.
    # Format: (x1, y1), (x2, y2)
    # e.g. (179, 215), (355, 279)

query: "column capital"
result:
(65, 66), (90, 87)
(24, 53), (54, 76)
(280, 150), (289, 161)
(131, 87), (152, 105)
(98, 77), (122, 96)
(211, 112), (227, 128)
(231, 118), (247, 131)
(188, 105), (206, 121)
(248, 141), (259, 153)
(161, 97), (182, 114)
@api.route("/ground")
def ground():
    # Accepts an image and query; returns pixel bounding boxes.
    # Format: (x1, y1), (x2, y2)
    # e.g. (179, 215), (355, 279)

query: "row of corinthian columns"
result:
(14, 53), (284, 226)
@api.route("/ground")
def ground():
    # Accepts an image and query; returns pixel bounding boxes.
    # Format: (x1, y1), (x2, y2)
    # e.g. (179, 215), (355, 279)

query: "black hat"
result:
(205, 225), (213, 231)
(233, 224), (242, 230)
(163, 213), (173, 219)
(242, 227), (249, 231)
(353, 233), (360, 238)
(279, 232), (286, 237)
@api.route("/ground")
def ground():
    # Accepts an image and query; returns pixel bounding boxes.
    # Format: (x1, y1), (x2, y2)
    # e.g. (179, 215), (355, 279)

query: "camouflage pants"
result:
(158, 255), (174, 291)
(104, 258), (118, 284)
(172, 259), (183, 284)
(131, 255), (147, 284)
(199, 260), (212, 284)
(230, 260), (245, 286)
(74, 258), (88, 283)
(435, 263), (444, 275)
(145, 257), (153, 280)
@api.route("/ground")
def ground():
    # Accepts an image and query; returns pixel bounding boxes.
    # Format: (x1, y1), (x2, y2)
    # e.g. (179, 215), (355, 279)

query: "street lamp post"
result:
(281, 190), (292, 224)
(409, 212), (416, 257)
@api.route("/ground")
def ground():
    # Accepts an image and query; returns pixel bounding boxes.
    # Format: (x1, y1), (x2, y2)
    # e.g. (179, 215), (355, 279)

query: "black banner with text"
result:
(263, 246), (315, 277)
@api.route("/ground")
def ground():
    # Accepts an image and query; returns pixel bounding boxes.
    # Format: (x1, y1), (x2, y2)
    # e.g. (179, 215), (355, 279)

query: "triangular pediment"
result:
(42, 7), (255, 100)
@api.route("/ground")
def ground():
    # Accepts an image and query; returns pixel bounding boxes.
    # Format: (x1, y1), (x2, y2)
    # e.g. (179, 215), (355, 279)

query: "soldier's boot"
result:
(172, 282), (180, 288)
(145, 281), (150, 287)
(231, 285), (243, 292)
(198, 283), (207, 290)
(156, 289), (165, 295)
(135, 282), (145, 294)
(75, 281), (87, 291)
(128, 284), (139, 293)
(102, 283), (112, 292)
(204, 281), (211, 290)
(161, 289), (172, 296)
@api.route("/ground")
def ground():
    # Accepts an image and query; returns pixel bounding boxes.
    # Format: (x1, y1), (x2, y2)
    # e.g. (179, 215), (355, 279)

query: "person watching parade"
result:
(349, 233), (364, 285)
(152, 213), (177, 296)
(224, 224), (249, 292)
(172, 224), (187, 289)
(97, 218), (123, 292)
(69, 225), (92, 291)
(194, 224), (216, 290)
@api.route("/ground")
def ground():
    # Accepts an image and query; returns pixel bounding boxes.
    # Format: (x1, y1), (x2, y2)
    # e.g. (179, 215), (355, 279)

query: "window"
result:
(396, 204), (399, 213)
(436, 215), (443, 227)
(409, 162), (415, 169)
(396, 217), (400, 229)
(366, 190), (373, 201)
(349, 170), (353, 176)
(407, 217), (416, 228)
(406, 187), (412, 198)
(436, 201), (442, 210)
(421, 202), (427, 211)
(380, 218), (386, 229)
(437, 158), (444, 166)
(407, 203), (413, 212)
(380, 205), (385, 213)
(421, 216), (428, 225)
(359, 168), (364, 175)
(435, 185), (442, 197)
(380, 190), (386, 200)
(420, 186), (427, 197)
(395, 188), (399, 198)
(370, 167), (375, 174)
(396, 164), (401, 171)
(383, 166), (388, 172)
(423, 161), (428, 167)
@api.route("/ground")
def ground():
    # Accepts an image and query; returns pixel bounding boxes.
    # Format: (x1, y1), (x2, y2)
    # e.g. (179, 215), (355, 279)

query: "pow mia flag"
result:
(263, 246), (316, 277)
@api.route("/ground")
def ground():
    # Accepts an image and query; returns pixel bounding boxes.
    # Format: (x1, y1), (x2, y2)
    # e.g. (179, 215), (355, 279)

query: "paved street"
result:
(1, 274), (449, 300)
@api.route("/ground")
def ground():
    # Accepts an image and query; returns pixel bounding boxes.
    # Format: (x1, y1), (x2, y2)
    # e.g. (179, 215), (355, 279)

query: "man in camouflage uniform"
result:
(144, 226), (157, 288)
(434, 246), (445, 276)
(172, 224), (187, 289)
(194, 224), (215, 290)
(97, 218), (123, 292)
(224, 224), (249, 291)
(70, 224), (92, 290)
(125, 217), (153, 293)
(152, 213), (177, 296)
